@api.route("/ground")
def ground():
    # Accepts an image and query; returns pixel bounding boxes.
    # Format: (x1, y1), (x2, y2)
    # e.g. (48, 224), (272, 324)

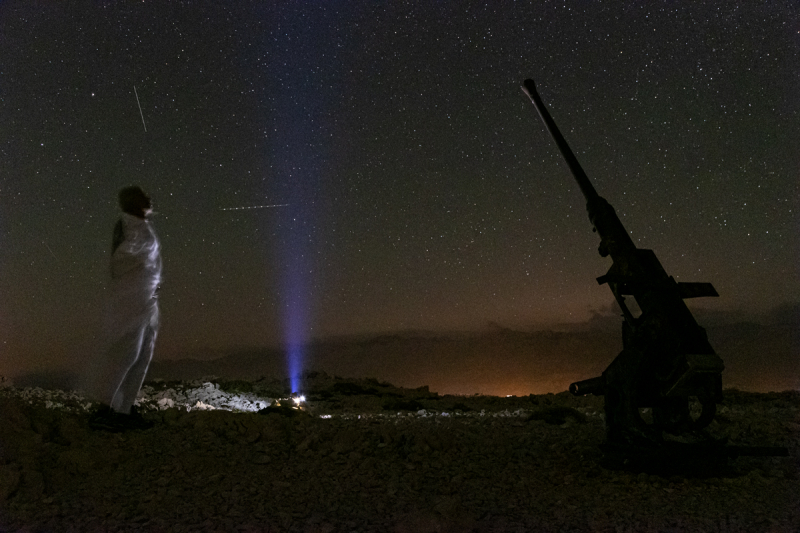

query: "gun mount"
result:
(521, 79), (729, 449)
(521, 78), (789, 471)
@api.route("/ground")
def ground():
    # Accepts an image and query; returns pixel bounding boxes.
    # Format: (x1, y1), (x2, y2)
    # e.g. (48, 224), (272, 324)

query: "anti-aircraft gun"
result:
(521, 79), (790, 468)
(521, 79), (757, 469)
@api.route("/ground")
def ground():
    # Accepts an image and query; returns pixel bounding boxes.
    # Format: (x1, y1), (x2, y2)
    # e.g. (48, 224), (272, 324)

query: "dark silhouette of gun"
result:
(521, 79), (724, 444)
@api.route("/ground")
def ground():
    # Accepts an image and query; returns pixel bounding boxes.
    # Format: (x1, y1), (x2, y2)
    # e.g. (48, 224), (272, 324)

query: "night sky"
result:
(1, 2), (797, 379)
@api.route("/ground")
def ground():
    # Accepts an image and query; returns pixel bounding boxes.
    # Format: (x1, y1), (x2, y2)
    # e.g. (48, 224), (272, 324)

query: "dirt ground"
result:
(0, 377), (798, 532)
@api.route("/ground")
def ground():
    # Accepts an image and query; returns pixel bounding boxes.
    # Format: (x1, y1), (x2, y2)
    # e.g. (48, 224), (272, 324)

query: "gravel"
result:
(0, 374), (798, 532)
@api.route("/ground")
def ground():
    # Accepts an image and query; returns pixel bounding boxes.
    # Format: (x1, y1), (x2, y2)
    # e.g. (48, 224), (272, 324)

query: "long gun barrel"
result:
(568, 376), (606, 396)
(521, 79), (598, 202)
(521, 77), (722, 423)
(519, 77), (787, 466)
(522, 79), (637, 262)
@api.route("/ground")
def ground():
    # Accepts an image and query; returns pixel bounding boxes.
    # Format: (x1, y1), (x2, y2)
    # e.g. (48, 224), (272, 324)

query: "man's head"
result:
(118, 186), (152, 218)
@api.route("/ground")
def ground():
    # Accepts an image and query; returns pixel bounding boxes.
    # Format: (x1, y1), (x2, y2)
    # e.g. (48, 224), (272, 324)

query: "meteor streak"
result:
(134, 86), (147, 132)
(42, 241), (57, 259)
(219, 204), (289, 211)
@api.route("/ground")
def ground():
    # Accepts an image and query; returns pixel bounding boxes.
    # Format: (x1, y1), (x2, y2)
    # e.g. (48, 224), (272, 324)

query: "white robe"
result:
(101, 213), (162, 413)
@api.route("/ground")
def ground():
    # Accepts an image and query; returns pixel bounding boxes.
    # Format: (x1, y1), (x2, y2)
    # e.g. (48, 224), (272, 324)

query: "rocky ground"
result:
(0, 373), (798, 532)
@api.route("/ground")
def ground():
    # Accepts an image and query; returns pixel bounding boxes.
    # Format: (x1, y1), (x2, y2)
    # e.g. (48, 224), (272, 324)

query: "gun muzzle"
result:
(569, 376), (606, 396)
(522, 79), (599, 202)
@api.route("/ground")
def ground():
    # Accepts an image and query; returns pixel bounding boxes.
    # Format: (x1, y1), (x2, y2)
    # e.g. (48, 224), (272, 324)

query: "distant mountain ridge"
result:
(10, 305), (797, 395)
(148, 317), (798, 395)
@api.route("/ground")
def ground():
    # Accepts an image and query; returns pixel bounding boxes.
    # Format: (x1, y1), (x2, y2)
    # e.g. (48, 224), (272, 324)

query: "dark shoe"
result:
(127, 412), (155, 430)
(126, 405), (155, 430)
(89, 406), (153, 432)
(91, 404), (114, 418)
(89, 405), (126, 432)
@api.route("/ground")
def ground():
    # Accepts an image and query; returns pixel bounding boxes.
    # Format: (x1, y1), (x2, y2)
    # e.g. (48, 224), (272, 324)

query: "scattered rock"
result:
(0, 465), (20, 502)
(0, 376), (796, 531)
(527, 406), (588, 425)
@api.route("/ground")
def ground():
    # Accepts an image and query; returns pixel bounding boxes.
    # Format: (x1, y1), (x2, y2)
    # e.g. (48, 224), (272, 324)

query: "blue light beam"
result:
(256, 4), (348, 394)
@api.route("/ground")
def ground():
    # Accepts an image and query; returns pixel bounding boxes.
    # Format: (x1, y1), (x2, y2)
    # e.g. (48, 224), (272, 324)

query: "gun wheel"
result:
(647, 395), (717, 435)
(688, 395), (716, 430)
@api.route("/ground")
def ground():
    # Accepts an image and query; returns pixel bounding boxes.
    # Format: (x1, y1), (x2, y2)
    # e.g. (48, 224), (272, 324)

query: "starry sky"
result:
(0, 1), (798, 377)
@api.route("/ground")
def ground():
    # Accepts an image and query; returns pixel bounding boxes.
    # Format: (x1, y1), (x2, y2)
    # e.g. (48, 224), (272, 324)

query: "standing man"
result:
(90, 185), (162, 431)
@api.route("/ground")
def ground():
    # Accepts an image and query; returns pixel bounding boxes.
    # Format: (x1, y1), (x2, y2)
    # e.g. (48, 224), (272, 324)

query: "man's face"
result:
(122, 190), (152, 218)
(140, 194), (152, 216)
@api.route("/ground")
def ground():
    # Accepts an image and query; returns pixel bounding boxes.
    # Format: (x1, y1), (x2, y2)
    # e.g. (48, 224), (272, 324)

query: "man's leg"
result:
(110, 309), (159, 414)
(104, 327), (146, 413)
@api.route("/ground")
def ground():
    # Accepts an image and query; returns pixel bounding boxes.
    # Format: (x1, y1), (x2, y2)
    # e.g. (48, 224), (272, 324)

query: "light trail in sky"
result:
(219, 204), (289, 211)
(42, 241), (57, 259)
(133, 86), (147, 132)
